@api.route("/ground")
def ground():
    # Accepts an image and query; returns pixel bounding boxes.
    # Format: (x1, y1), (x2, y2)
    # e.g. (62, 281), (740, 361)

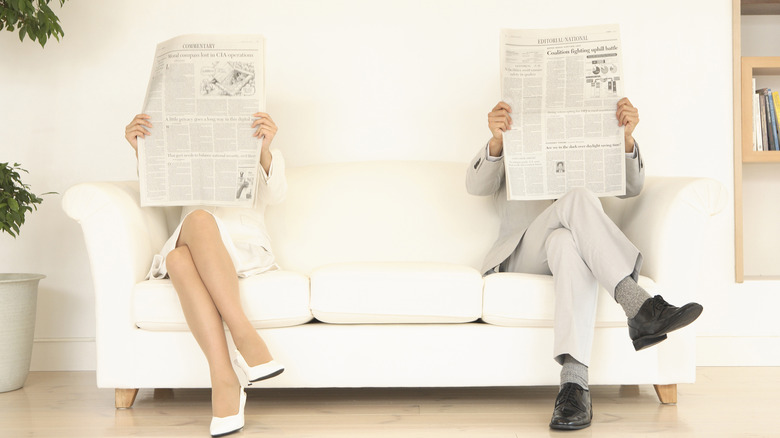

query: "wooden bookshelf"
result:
(742, 0), (780, 15)
(734, 1), (780, 282)
(740, 57), (780, 163)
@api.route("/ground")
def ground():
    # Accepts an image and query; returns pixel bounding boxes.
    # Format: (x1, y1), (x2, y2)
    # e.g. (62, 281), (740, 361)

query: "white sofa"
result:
(62, 161), (727, 408)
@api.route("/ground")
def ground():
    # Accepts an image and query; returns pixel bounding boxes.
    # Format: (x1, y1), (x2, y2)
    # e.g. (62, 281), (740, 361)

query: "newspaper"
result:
(500, 24), (625, 200)
(137, 34), (265, 207)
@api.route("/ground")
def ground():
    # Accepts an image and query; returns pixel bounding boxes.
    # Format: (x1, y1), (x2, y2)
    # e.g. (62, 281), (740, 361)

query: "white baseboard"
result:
(30, 337), (96, 371)
(696, 336), (780, 366)
(26, 335), (780, 371)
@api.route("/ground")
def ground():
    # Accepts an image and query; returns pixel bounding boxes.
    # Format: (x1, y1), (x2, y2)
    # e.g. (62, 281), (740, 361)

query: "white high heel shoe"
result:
(210, 388), (246, 437)
(233, 349), (285, 384)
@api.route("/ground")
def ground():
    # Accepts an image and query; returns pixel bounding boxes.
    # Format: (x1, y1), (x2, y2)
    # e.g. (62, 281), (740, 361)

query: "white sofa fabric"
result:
(481, 273), (658, 328)
(134, 270), (312, 331)
(311, 262), (483, 324)
(62, 161), (727, 404)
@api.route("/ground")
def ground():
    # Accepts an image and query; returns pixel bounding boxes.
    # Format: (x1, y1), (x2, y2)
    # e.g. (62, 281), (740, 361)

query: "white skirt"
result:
(146, 209), (278, 280)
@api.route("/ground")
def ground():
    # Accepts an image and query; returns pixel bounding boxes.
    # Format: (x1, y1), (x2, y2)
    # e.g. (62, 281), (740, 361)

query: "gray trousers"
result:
(499, 188), (642, 366)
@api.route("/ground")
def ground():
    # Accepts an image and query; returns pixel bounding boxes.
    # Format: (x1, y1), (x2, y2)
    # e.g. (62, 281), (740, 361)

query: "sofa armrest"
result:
(601, 176), (727, 303)
(62, 181), (178, 381)
(63, 181), (175, 284)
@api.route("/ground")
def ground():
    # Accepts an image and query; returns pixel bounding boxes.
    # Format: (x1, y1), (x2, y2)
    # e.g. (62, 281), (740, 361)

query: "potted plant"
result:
(1, 0), (65, 393)
(0, 162), (50, 392)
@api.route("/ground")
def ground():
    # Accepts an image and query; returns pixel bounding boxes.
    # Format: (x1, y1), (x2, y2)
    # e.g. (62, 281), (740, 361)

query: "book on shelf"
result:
(765, 88), (780, 151)
(755, 88), (780, 151)
(753, 78), (762, 151)
(773, 91), (780, 148)
(757, 88), (770, 151)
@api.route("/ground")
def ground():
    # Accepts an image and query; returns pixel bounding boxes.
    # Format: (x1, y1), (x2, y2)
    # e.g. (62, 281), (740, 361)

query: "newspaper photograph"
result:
(137, 34), (265, 207)
(500, 24), (625, 200)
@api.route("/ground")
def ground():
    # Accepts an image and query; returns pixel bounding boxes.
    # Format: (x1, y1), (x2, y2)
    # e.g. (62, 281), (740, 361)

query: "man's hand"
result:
(488, 101), (512, 157)
(124, 114), (152, 157)
(616, 97), (639, 153)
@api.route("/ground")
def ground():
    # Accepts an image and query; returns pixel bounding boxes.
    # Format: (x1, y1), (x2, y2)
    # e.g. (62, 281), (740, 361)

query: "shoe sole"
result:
(211, 426), (243, 437)
(633, 333), (667, 351)
(632, 303), (703, 351)
(549, 421), (592, 430)
(248, 368), (285, 385)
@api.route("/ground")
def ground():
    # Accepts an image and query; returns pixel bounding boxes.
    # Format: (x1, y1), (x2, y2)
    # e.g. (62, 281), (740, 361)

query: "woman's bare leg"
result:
(166, 245), (241, 418)
(176, 210), (273, 366)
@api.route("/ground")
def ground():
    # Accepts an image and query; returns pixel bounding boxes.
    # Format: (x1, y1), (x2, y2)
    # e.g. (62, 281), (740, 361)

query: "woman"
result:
(125, 112), (286, 437)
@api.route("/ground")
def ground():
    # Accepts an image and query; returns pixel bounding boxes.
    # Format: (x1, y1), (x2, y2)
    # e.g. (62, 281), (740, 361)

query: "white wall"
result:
(0, 0), (758, 370)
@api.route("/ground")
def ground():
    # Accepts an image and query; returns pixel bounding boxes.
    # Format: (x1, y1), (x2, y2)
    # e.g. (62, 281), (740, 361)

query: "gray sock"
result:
(560, 354), (589, 390)
(614, 276), (652, 319)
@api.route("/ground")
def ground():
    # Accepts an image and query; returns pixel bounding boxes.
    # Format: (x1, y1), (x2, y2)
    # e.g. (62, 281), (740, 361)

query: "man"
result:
(465, 98), (703, 430)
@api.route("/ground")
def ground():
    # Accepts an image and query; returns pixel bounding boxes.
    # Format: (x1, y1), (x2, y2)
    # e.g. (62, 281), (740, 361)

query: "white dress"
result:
(146, 149), (288, 279)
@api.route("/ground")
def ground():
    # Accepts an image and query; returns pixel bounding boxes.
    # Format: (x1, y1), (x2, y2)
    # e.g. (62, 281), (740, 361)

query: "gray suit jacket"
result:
(465, 142), (645, 275)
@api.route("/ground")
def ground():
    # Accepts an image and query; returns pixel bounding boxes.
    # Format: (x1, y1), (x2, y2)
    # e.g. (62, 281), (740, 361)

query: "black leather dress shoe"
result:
(549, 382), (592, 430)
(628, 295), (703, 351)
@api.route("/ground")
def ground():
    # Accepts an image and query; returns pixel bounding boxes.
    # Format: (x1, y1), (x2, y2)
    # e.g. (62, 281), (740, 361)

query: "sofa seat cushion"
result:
(310, 262), (483, 323)
(481, 272), (659, 327)
(133, 270), (312, 330)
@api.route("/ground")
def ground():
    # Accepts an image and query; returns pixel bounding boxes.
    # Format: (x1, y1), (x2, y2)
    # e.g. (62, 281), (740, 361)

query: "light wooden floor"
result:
(1, 367), (778, 437)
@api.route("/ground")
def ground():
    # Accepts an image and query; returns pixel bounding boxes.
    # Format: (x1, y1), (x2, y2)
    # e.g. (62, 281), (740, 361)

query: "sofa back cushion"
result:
(310, 262), (484, 324)
(265, 161), (501, 275)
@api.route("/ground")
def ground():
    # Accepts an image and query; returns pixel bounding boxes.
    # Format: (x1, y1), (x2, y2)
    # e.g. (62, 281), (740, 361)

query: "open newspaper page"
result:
(138, 34), (265, 207)
(500, 24), (625, 200)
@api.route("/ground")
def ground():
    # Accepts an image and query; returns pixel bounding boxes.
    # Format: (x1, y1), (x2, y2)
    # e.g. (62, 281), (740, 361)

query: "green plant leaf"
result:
(0, 223), (16, 238)
(0, 162), (52, 238)
(40, 1), (53, 15)
(2, 0), (67, 47)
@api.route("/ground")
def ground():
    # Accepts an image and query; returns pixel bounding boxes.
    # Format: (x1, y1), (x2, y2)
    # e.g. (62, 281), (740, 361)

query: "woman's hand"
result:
(252, 112), (277, 175)
(125, 114), (152, 157)
(252, 112), (278, 152)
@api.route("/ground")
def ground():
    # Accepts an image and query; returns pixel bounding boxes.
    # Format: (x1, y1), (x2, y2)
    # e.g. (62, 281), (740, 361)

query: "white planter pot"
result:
(0, 273), (44, 393)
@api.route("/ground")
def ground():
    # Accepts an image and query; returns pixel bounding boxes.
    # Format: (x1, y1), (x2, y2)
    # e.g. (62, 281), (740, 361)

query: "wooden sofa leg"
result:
(653, 384), (677, 404)
(115, 388), (139, 409)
